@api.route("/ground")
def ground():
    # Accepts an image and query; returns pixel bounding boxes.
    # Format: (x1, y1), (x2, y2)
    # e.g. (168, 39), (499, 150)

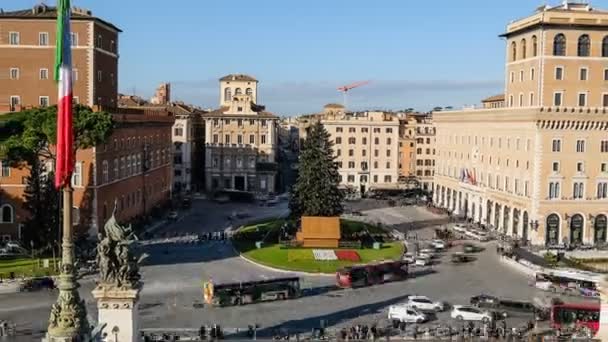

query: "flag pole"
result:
(45, 0), (89, 340)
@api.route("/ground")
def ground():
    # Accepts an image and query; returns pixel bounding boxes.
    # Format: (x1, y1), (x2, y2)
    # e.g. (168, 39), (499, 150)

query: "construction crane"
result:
(337, 81), (370, 109)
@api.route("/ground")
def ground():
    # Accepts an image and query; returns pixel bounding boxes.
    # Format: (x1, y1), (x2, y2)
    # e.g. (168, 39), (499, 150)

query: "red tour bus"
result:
(551, 301), (600, 334)
(336, 260), (408, 288)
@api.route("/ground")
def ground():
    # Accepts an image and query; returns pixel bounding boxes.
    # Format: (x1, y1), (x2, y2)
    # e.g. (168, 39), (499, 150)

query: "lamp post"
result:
(46, 187), (89, 341)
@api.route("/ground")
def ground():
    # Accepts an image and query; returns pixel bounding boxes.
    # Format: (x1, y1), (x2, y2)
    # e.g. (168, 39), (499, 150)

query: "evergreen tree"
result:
(21, 162), (60, 251)
(289, 122), (343, 217)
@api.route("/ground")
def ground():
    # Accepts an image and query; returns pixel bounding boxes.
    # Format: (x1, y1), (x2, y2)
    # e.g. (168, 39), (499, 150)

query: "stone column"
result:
(92, 285), (141, 342)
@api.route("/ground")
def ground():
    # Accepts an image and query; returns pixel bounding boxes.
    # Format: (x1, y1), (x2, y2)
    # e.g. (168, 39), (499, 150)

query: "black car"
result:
(471, 294), (536, 317)
(470, 294), (500, 307)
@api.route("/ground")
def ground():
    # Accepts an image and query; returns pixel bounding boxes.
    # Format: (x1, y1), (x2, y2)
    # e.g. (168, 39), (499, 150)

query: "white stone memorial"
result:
(92, 285), (141, 342)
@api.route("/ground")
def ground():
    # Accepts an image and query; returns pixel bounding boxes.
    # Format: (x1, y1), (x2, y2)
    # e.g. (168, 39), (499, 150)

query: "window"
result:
(386, 128), (393, 133)
(549, 182), (560, 199)
(530, 68), (535, 81)
(261, 120), (267, 127)
(373, 128), (381, 133)
(39, 96), (49, 107)
(348, 161), (355, 169)
(9, 32), (19, 45)
(519, 94), (524, 107)
(373, 161), (378, 169)
(386, 150), (391, 157)
(511, 41), (517, 61)
(387, 138), (392, 145)
(386, 162), (391, 169)
(212, 134), (218, 143)
(578, 34), (590, 57)
(602, 163), (607, 173)
(361, 128), (368, 133)
(519, 70), (524, 82)
(71, 32), (78, 46)
(113, 159), (119, 179)
(555, 67), (564, 80)
(174, 124), (184, 137)
(224, 88), (232, 102)
(249, 134), (255, 144)
(552, 139), (562, 152)
(39, 32), (49, 46)
(578, 93), (587, 107)
(529, 93), (535, 106)
(96, 35), (102, 48)
(552, 162), (560, 172)
(576, 139), (586, 153)
(580, 68), (588, 81)
(598, 183), (608, 199)
(261, 135), (267, 144)
(553, 33), (566, 56)
(573, 182), (585, 199)
(335, 137), (342, 144)
(602, 94), (608, 107)
(348, 137), (356, 144)
(97, 70), (102, 82)
(71, 162), (83, 187)
(384, 175), (392, 183)
(39, 68), (49, 80)
(235, 88), (242, 96)
(577, 162), (584, 173)
(246, 88), (252, 96)
(348, 149), (354, 157)
(9, 68), (19, 80)
(601, 140), (608, 153)
(0, 205), (13, 223)
(1, 161), (10, 177)
(553, 92), (563, 106)
(225, 134), (230, 144)
(110, 40), (116, 52)
(347, 175), (355, 183)
(374, 137), (379, 145)
(374, 150), (379, 157)
(509, 95), (514, 107)
(521, 38), (527, 59)
(237, 135), (243, 144)
(532, 35), (538, 56)
(336, 149), (341, 157)
(349, 127), (356, 133)
(336, 127), (343, 133)
(362, 137), (367, 145)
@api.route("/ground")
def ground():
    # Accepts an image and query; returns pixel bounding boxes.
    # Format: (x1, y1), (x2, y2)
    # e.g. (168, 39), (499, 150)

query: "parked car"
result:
(167, 211), (178, 221)
(452, 224), (467, 234)
(431, 240), (446, 250)
(402, 253), (416, 264)
(388, 305), (427, 323)
(406, 295), (445, 312)
(465, 230), (490, 242)
(415, 255), (431, 266)
(451, 305), (492, 322)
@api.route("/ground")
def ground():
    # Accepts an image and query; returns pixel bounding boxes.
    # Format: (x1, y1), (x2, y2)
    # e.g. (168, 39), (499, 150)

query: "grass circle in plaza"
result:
(232, 218), (404, 274)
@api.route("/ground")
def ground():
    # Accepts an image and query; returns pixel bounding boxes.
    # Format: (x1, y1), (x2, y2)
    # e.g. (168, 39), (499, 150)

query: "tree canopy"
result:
(289, 122), (343, 217)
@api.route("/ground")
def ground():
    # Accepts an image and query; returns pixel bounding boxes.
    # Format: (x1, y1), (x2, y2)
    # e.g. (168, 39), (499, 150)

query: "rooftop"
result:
(481, 94), (505, 103)
(324, 103), (345, 109)
(202, 106), (277, 119)
(0, 4), (122, 32)
(219, 74), (258, 82)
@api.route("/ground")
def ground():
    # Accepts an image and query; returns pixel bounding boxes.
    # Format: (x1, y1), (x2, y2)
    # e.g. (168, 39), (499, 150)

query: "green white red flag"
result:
(54, 0), (74, 189)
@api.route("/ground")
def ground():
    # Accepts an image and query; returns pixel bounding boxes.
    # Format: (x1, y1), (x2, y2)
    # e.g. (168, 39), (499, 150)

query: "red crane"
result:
(337, 81), (370, 109)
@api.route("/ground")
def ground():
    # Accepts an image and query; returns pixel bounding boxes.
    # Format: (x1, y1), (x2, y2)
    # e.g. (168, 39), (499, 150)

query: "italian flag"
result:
(54, 0), (74, 189)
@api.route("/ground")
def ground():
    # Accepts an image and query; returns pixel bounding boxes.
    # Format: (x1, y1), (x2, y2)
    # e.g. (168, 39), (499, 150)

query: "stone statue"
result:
(96, 203), (146, 289)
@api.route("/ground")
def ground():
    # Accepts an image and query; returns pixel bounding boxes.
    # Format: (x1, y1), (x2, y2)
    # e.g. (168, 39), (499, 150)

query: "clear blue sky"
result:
(6, 0), (575, 114)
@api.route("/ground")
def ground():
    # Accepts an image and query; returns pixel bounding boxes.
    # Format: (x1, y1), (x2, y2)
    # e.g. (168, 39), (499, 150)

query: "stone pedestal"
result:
(92, 284), (141, 342)
(597, 279), (608, 340)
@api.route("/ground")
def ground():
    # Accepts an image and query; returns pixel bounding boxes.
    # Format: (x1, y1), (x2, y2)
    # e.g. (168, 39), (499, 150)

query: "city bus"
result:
(203, 277), (301, 307)
(551, 301), (600, 334)
(336, 260), (408, 288)
(533, 270), (600, 297)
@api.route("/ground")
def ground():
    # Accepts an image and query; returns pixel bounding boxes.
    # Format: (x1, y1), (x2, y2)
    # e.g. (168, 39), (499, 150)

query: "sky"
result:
(6, 0), (592, 115)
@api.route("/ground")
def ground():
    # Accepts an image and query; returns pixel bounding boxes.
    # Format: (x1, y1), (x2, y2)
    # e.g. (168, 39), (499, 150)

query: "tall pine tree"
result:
(21, 162), (60, 251)
(289, 122), (343, 217)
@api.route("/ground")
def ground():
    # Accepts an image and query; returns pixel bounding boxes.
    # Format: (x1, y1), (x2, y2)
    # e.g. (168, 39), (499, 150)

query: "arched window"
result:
(602, 36), (608, 57)
(578, 34), (590, 57)
(511, 41), (517, 61)
(235, 88), (242, 96)
(224, 88), (231, 102)
(245, 88), (252, 96)
(0, 204), (13, 223)
(532, 35), (538, 57)
(553, 33), (566, 56)
(521, 39), (527, 59)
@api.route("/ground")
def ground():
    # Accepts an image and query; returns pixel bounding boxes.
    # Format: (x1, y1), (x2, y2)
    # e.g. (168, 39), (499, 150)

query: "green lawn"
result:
(236, 242), (404, 274)
(0, 257), (58, 278)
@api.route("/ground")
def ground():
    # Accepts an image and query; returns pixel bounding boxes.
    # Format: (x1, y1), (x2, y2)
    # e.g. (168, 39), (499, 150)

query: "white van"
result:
(388, 305), (427, 323)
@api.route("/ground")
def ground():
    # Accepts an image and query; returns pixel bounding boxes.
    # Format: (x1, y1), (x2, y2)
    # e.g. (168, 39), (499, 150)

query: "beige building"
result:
(203, 74), (279, 194)
(504, 2), (608, 108)
(433, 2), (608, 246)
(322, 108), (400, 194)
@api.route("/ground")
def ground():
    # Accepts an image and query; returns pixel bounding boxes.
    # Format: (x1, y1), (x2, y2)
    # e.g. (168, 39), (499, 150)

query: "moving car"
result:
(388, 305), (427, 323)
(406, 295), (445, 312)
(471, 295), (537, 317)
(452, 224), (467, 234)
(418, 248), (435, 258)
(465, 229), (490, 242)
(451, 305), (492, 322)
(431, 240), (446, 250)
(402, 253), (416, 264)
(451, 252), (475, 264)
(167, 211), (178, 221)
(415, 256), (431, 266)
(463, 243), (484, 253)
(470, 294), (499, 307)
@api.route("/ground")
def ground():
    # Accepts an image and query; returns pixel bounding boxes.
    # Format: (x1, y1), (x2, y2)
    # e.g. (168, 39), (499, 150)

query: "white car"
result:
(431, 240), (446, 250)
(402, 253), (416, 264)
(465, 230), (490, 242)
(388, 305), (427, 323)
(415, 256), (431, 266)
(451, 305), (492, 322)
(406, 296), (445, 312)
(453, 224), (467, 233)
(418, 249), (435, 258)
